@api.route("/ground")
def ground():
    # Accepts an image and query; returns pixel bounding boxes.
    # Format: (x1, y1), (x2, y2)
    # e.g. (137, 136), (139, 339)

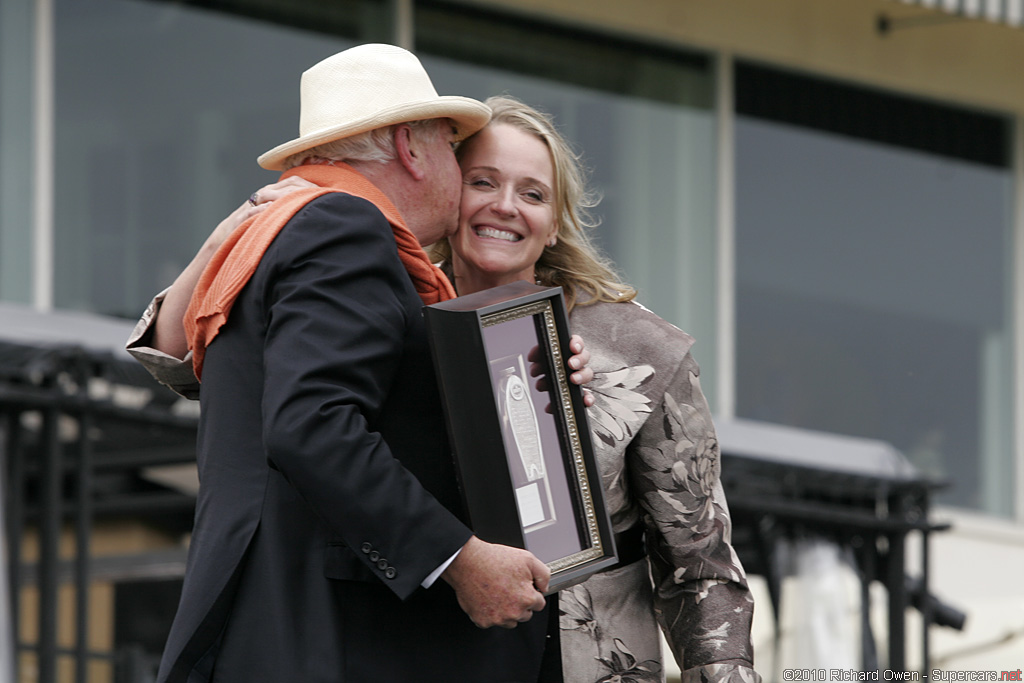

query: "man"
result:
(130, 44), (570, 682)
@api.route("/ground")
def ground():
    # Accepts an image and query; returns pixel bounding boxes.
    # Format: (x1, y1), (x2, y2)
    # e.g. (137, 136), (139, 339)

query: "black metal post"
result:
(855, 536), (879, 672)
(2, 409), (24, 681)
(3, 410), (24, 663)
(886, 490), (910, 672)
(74, 407), (93, 683)
(38, 406), (61, 683)
(920, 528), (932, 674)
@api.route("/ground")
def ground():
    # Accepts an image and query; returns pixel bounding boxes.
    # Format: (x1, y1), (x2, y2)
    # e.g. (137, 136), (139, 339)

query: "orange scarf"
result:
(184, 163), (456, 380)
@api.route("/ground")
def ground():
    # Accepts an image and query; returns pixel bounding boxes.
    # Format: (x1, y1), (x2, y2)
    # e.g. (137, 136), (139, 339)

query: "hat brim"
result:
(257, 96), (491, 171)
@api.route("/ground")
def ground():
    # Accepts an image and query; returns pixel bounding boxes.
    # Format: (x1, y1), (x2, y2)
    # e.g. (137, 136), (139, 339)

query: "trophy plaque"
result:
(424, 281), (617, 592)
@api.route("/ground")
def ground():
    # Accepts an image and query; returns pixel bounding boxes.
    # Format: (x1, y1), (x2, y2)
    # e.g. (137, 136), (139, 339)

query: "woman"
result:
(129, 96), (758, 683)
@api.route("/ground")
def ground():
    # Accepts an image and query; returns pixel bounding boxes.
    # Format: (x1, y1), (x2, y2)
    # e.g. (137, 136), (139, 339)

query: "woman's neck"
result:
(449, 260), (536, 296)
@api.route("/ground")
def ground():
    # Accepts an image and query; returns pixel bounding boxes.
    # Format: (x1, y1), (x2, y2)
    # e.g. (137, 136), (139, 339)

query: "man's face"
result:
(415, 120), (463, 246)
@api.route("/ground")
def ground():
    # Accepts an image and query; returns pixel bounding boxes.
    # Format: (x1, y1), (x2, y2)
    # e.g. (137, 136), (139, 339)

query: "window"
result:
(418, 4), (720, 405)
(50, 0), (382, 318)
(44, 0), (720, 410)
(734, 63), (1015, 515)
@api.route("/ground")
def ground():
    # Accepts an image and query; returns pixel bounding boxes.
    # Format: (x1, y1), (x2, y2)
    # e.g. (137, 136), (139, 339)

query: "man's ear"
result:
(394, 124), (427, 181)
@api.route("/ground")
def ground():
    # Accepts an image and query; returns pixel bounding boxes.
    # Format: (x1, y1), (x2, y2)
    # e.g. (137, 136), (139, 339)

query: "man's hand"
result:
(441, 536), (549, 629)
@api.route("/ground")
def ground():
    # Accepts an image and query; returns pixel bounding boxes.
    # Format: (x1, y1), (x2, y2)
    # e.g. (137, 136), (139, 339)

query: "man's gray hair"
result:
(281, 118), (447, 170)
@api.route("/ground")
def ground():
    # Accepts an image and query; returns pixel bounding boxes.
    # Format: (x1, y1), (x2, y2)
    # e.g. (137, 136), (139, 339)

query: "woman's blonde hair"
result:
(429, 95), (636, 311)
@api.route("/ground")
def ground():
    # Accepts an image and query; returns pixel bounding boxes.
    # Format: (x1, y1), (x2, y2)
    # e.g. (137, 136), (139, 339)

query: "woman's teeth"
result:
(475, 227), (521, 242)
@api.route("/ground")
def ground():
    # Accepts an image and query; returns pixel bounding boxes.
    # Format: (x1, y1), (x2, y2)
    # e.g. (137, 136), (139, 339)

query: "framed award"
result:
(424, 281), (617, 592)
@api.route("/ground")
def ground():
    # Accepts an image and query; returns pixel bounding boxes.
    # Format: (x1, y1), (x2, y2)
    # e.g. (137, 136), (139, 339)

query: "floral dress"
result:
(560, 300), (759, 683)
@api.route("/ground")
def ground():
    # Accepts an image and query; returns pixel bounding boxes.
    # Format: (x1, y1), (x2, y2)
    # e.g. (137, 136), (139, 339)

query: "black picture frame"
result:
(424, 281), (617, 593)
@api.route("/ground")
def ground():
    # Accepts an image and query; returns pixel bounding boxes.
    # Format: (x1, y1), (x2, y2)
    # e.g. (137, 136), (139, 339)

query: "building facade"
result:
(2, 0), (1023, 680)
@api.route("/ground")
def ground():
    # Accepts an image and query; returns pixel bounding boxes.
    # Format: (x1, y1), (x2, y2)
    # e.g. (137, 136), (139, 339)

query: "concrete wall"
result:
(471, 0), (1024, 115)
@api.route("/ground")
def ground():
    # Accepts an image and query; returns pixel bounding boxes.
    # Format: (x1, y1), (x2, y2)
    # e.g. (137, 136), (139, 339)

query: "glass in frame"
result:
(425, 281), (617, 591)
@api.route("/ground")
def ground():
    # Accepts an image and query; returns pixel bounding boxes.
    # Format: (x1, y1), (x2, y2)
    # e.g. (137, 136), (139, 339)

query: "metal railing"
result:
(2, 343), (197, 683)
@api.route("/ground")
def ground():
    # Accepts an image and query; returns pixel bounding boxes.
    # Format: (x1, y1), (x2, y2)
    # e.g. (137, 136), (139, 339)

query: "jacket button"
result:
(377, 558), (388, 570)
(360, 542), (372, 554)
(369, 551), (380, 562)
(384, 567), (397, 579)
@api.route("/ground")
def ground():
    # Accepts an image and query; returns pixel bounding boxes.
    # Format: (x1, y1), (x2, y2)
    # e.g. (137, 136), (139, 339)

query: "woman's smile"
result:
(473, 225), (524, 242)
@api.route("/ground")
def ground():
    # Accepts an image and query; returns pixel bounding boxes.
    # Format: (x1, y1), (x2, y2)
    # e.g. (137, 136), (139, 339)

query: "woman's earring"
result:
(547, 237), (557, 247)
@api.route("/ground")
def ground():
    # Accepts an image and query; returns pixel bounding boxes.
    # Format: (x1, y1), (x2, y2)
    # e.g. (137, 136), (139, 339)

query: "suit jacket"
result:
(155, 193), (548, 682)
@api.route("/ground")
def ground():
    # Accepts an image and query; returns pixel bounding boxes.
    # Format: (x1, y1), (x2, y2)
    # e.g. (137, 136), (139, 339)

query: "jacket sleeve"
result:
(253, 194), (471, 599)
(629, 352), (761, 682)
(125, 289), (201, 400)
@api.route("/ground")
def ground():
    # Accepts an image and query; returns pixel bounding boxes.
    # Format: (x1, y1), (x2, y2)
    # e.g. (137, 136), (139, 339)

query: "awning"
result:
(0, 301), (163, 399)
(892, 0), (1024, 28)
(0, 302), (136, 362)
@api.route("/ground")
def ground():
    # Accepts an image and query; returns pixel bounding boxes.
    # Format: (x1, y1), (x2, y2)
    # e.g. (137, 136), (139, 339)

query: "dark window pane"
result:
(735, 65), (1014, 514)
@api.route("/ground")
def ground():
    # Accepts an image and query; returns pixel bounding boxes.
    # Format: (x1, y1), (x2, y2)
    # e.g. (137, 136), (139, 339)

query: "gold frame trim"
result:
(482, 301), (605, 572)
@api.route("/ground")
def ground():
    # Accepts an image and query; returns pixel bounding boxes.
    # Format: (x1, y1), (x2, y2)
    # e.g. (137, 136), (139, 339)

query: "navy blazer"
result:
(156, 193), (549, 682)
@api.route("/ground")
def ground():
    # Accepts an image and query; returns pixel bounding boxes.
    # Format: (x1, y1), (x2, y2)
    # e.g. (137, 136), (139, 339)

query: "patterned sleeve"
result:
(629, 350), (761, 682)
(125, 289), (201, 400)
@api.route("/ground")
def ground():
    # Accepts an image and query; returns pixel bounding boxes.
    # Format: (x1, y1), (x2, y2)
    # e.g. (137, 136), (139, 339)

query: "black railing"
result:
(717, 418), (960, 675)
(2, 339), (961, 681)
(2, 341), (197, 683)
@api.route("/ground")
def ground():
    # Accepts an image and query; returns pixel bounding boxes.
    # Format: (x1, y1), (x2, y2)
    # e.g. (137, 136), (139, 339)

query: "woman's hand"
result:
(150, 176), (316, 360)
(248, 175), (317, 205)
(208, 176), (317, 251)
(528, 334), (594, 409)
(566, 335), (593, 386)
(567, 334), (594, 407)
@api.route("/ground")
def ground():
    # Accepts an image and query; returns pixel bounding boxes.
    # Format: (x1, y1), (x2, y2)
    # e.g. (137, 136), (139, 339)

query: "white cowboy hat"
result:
(258, 43), (492, 171)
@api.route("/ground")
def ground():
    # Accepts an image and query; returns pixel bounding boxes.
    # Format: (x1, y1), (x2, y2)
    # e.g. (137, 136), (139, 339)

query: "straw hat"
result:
(258, 44), (492, 171)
